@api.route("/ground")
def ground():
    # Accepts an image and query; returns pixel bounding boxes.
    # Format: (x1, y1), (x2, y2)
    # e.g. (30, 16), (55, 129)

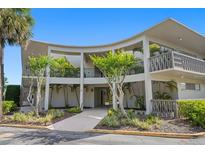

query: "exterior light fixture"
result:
(178, 37), (183, 41)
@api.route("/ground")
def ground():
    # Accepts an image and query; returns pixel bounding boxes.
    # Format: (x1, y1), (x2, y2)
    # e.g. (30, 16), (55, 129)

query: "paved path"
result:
(48, 108), (107, 132)
(0, 127), (205, 145)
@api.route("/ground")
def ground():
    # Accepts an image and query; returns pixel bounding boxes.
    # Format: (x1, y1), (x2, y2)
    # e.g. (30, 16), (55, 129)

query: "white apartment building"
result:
(21, 18), (205, 114)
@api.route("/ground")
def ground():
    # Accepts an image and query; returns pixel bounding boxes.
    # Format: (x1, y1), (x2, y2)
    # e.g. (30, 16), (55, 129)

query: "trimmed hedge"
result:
(3, 101), (17, 114)
(5, 85), (20, 106)
(177, 100), (205, 128)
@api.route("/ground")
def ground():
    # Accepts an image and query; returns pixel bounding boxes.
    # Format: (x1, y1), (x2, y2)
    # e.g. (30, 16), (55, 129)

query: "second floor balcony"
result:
(24, 61), (144, 78)
(149, 51), (205, 74)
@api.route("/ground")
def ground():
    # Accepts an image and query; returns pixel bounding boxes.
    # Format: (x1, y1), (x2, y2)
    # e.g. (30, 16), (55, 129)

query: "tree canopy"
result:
(91, 51), (138, 114)
(91, 51), (137, 85)
(0, 9), (34, 47)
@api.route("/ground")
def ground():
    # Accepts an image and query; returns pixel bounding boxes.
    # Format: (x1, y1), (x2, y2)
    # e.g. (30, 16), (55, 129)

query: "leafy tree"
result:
(28, 56), (52, 116)
(0, 9), (34, 116)
(91, 51), (137, 115)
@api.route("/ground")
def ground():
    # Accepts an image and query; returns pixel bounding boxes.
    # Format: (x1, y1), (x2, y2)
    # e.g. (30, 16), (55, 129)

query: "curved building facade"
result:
(21, 18), (205, 114)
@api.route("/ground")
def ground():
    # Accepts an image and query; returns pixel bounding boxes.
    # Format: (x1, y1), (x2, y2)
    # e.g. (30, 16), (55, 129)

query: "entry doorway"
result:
(94, 87), (112, 107)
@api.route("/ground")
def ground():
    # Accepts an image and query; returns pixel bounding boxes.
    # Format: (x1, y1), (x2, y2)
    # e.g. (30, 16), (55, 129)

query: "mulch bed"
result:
(0, 112), (76, 126)
(95, 118), (205, 134)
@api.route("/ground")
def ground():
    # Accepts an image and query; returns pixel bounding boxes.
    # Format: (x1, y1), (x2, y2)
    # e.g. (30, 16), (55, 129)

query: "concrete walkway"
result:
(48, 108), (107, 132)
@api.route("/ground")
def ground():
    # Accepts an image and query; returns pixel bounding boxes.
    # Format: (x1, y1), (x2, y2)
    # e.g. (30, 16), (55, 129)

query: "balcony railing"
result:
(84, 68), (103, 78)
(151, 99), (178, 118)
(150, 51), (205, 74)
(24, 62), (144, 78)
(84, 61), (144, 78)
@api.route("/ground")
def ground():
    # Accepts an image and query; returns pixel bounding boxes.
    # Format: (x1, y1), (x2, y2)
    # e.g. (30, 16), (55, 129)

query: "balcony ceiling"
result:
(144, 19), (205, 56)
(151, 69), (205, 82)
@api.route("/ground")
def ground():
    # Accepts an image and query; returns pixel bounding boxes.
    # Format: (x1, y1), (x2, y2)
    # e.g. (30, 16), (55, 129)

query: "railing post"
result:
(175, 101), (179, 118)
(171, 51), (175, 69)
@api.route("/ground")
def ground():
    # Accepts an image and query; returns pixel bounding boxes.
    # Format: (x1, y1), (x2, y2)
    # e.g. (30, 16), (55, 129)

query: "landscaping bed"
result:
(95, 109), (205, 134)
(0, 107), (81, 126)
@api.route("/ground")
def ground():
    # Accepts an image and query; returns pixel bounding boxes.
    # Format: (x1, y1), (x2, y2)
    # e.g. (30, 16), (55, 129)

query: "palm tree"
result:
(0, 9), (34, 116)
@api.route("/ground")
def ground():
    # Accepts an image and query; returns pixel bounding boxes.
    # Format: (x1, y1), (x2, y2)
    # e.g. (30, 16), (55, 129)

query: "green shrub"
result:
(3, 101), (17, 114)
(67, 107), (81, 113)
(130, 118), (150, 130)
(107, 108), (117, 117)
(47, 109), (64, 119)
(37, 115), (53, 125)
(5, 85), (20, 106)
(100, 109), (161, 130)
(100, 115), (120, 127)
(130, 118), (140, 126)
(11, 111), (57, 125)
(145, 115), (161, 125)
(12, 112), (27, 123)
(126, 109), (136, 119)
(137, 121), (150, 130)
(177, 100), (205, 128)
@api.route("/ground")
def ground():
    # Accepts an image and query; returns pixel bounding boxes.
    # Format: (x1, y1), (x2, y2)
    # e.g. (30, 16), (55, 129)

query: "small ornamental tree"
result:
(90, 51), (138, 115)
(28, 56), (52, 116)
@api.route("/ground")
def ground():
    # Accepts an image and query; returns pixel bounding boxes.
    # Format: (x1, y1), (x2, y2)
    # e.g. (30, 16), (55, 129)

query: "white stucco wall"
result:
(123, 81), (145, 108)
(178, 82), (205, 100)
(50, 85), (95, 108)
(151, 73), (205, 100)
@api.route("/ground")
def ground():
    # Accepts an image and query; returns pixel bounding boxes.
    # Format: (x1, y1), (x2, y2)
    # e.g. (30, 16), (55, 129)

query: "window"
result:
(181, 83), (200, 91)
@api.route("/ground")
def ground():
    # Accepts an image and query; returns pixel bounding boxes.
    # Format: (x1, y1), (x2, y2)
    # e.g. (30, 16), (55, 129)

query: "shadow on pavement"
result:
(12, 130), (104, 144)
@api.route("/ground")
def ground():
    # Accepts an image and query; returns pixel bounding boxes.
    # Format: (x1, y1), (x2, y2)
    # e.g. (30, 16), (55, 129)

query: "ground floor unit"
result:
(20, 72), (205, 115)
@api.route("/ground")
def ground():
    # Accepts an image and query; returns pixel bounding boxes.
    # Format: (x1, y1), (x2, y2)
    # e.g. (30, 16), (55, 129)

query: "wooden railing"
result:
(151, 99), (178, 118)
(149, 51), (205, 74)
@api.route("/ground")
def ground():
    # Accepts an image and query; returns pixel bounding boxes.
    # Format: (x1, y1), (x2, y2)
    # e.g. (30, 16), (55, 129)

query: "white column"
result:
(44, 48), (51, 111)
(176, 81), (181, 100)
(111, 49), (117, 109)
(80, 52), (84, 110)
(143, 37), (153, 114)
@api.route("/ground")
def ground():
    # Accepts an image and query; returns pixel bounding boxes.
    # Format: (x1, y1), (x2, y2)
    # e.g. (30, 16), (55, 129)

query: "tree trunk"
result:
(35, 80), (42, 117)
(0, 45), (3, 117)
(112, 83), (118, 110)
(119, 92), (126, 115)
(117, 84), (126, 115)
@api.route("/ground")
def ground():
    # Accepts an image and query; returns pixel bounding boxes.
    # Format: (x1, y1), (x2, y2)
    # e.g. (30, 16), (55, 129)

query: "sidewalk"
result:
(48, 108), (107, 132)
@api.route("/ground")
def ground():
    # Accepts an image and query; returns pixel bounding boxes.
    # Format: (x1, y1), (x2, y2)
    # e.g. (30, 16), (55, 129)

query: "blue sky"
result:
(5, 8), (205, 84)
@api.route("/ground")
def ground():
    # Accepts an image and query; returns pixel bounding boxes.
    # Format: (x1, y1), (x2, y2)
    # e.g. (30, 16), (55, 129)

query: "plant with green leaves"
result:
(49, 57), (80, 107)
(177, 100), (205, 128)
(50, 57), (78, 77)
(2, 101), (16, 114)
(67, 107), (82, 113)
(0, 9), (34, 117)
(149, 43), (160, 56)
(90, 51), (138, 115)
(28, 56), (52, 116)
